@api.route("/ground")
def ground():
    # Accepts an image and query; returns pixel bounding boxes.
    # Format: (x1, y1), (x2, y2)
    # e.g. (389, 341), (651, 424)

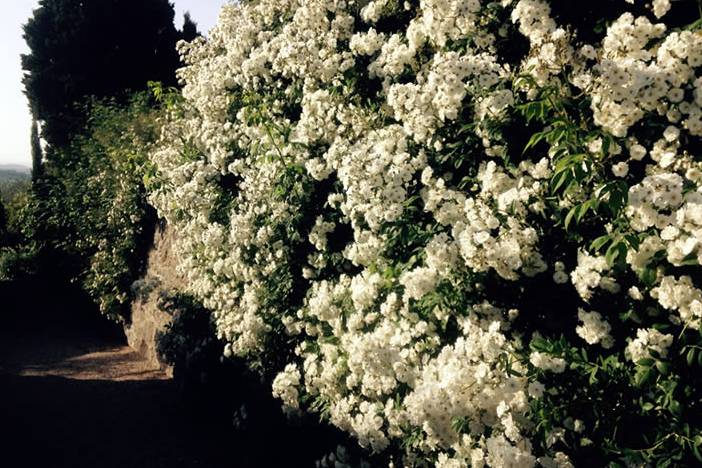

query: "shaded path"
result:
(0, 322), (236, 468)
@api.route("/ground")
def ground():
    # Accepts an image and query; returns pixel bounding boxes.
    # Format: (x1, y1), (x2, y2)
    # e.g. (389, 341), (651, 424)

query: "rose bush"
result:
(149, 0), (702, 465)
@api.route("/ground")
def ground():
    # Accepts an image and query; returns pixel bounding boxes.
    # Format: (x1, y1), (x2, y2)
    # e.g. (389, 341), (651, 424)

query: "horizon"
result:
(0, 0), (226, 168)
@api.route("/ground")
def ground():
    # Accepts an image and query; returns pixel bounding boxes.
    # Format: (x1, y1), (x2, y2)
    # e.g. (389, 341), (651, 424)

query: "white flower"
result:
(400, 267), (438, 301)
(361, 0), (388, 23)
(629, 143), (647, 161)
(530, 351), (566, 373)
(528, 381), (545, 398)
(576, 308), (614, 348)
(663, 125), (680, 142)
(628, 286), (644, 301)
(587, 138), (603, 154)
(580, 44), (596, 60)
(652, 0), (672, 18)
(571, 250), (619, 301)
(145, 0), (702, 464)
(272, 364), (302, 412)
(612, 161), (629, 177)
(625, 328), (674, 362)
(651, 276), (702, 329)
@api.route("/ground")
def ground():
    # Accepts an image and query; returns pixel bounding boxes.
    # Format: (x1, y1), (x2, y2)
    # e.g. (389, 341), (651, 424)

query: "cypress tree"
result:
(30, 119), (43, 184)
(181, 12), (200, 43)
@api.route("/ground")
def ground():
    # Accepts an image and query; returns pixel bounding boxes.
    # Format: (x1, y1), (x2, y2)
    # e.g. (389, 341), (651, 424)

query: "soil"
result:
(0, 320), (237, 468)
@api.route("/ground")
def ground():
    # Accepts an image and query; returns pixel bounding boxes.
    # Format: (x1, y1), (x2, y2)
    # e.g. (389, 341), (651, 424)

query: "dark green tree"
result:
(22, 0), (181, 148)
(30, 119), (43, 184)
(180, 12), (201, 43)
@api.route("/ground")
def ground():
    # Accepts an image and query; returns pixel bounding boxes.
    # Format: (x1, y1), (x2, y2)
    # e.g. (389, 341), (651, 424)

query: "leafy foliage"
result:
(16, 93), (161, 321)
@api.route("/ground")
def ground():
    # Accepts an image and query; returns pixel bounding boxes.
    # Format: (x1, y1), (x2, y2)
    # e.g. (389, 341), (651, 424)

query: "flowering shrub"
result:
(150, 0), (702, 465)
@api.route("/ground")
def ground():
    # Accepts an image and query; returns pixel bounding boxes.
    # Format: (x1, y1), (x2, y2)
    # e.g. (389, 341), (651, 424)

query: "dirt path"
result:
(0, 323), (236, 468)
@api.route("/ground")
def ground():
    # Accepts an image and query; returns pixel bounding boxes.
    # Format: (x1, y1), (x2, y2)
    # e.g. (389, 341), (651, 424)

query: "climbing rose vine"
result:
(149, 0), (702, 465)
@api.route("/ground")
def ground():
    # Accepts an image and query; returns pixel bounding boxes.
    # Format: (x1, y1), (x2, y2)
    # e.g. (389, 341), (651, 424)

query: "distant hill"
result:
(0, 169), (30, 183)
(0, 164), (31, 175)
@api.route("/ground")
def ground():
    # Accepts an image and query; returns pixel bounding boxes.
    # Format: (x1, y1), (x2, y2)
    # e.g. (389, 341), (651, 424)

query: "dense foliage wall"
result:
(8, 95), (161, 321)
(149, 0), (702, 466)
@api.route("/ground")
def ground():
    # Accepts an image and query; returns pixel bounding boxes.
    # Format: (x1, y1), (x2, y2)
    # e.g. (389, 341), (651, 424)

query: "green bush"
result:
(0, 192), (38, 282)
(0, 246), (38, 282)
(19, 92), (162, 321)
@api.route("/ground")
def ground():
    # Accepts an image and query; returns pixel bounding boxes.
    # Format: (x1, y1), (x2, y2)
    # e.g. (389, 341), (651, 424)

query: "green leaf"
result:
(551, 169), (571, 193)
(623, 233), (640, 250)
(576, 200), (596, 223)
(546, 127), (565, 145)
(637, 358), (655, 367)
(634, 367), (653, 387)
(523, 132), (546, 153)
(451, 417), (470, 434)
(687, 348), (696, 366)
(590, 235), (611, 252)
(554, 153), (583, 173)
(530, 338), (549, 352)
(639, 267), (657, 287)
(580, 348), (588, 361)
(693, 444), (702, 464)
(655, 361), (671, 375)
(564, 207), (577, 230)
(605, 241), (627, 266)
(678, 256), (700, 266)
(588, 366), (598, 384)
(517, 100), (549, 122)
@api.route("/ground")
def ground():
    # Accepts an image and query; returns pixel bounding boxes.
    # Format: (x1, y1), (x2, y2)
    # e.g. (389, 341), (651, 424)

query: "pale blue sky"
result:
(0, 0), (227, 167)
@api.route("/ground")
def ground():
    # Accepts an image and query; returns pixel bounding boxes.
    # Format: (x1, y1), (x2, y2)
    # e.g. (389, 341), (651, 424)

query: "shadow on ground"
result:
(0, 373), (234, 468)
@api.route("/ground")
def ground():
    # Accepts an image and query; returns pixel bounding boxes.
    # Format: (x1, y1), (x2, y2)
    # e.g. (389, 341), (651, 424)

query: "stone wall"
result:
(124, 223), (184, 372)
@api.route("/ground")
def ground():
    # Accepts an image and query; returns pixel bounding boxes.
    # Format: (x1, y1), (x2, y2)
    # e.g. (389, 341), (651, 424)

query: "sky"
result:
(0, 0), (227, 167)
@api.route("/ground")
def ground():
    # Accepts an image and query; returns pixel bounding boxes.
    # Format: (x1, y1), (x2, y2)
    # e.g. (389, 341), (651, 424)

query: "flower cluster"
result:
(625, 328), (673, 362)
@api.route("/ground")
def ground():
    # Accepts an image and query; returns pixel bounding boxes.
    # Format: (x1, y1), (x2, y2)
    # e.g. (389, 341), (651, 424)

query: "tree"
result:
(30, 119), (43, 184)
(180, 12), (201, 43)
(22, 0), (181, 148)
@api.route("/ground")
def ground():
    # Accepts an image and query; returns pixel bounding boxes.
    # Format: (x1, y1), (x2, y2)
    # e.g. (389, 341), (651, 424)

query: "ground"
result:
(0, 319), (237, 468)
